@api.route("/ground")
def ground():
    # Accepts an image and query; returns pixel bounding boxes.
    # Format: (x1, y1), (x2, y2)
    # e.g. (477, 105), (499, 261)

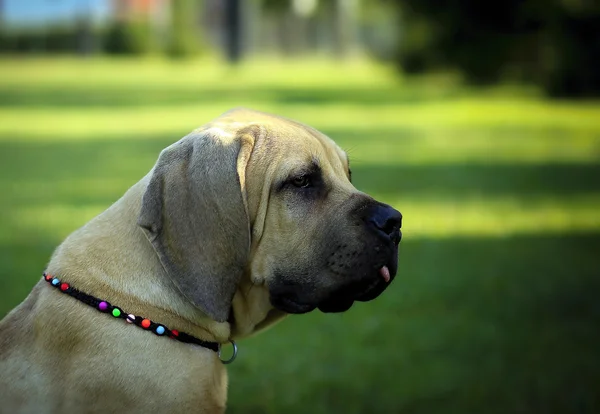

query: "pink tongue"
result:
(380, 266), (391, 283)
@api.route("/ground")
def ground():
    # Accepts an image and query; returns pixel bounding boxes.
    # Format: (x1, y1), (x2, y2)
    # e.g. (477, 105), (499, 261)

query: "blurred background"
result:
(0, 0), (599, 413)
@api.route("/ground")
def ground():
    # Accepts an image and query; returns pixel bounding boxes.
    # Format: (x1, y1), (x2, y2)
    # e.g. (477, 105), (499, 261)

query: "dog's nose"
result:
(367, 203), (402, 239)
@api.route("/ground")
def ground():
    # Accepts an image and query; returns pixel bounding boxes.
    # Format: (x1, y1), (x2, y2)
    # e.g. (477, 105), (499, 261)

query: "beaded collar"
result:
(42, 272), (238, 364)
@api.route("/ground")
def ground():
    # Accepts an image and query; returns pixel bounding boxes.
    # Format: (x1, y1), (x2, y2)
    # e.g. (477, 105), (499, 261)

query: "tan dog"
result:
(0, 108), (402, 413)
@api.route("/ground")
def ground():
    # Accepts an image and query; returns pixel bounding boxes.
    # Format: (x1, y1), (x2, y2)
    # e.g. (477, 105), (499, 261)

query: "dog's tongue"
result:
(380, 266), (391, 283)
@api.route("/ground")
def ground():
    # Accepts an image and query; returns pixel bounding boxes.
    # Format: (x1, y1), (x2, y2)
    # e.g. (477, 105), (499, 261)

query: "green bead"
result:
(112, 308), (121, 317)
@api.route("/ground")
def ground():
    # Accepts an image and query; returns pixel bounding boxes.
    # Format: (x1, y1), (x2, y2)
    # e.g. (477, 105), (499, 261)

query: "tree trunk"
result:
(224, 0), (242, 63)
(332, 0), (360, 58)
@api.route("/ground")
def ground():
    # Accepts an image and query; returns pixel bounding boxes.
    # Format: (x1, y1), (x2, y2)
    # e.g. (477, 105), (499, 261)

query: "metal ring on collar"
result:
(218, 340), (238, 364)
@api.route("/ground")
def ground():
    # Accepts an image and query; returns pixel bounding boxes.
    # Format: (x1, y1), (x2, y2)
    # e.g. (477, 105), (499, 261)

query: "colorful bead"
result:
(170, 329), (179, 338)
(98, 301), (108, 311)
(155, 326), (165, 335)
(112, 308), (121, 318)
(141, 319), (151, 329)
(126, 314), (135, 324)
(44, 273), (53, 281)
(51, 278), (60, 286)
(60, 283), (69, 292)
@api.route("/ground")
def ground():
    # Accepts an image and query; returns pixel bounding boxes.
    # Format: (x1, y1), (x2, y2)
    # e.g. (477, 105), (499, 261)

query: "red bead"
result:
(141, 319), (151, 329)
(170, 329), (179, 338)
(60, 283), (69, 292)
(44, 273), (53, 281)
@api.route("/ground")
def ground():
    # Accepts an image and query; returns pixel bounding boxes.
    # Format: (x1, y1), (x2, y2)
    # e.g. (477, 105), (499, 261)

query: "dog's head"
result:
(138, 108), (401, 323)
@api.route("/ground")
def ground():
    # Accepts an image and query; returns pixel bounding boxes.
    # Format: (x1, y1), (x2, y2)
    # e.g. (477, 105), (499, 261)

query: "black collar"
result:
(42, 272), (222, 354)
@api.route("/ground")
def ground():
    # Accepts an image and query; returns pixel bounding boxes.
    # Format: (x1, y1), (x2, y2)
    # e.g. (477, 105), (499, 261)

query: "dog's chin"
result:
(271, 277), (390, 314)
(270, 251), (399, 315)
(317, 297), (355, 313)
(354, 277), (389, 302)
(318, 276), (388, 313)
(270, 295), (317, 314)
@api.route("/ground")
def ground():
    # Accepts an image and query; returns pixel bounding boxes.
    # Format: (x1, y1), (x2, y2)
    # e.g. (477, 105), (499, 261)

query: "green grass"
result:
(1, 57), (599, 413)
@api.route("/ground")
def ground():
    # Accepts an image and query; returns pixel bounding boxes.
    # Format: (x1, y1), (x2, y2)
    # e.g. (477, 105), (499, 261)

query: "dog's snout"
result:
(367, 204), (402, 238)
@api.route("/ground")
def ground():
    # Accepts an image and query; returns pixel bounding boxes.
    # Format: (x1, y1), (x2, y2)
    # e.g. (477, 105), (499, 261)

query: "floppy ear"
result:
(138, 128), (255, 322)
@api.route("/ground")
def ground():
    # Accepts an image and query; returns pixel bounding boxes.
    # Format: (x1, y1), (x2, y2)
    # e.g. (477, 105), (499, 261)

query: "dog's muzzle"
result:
(318, 202), (402, 313)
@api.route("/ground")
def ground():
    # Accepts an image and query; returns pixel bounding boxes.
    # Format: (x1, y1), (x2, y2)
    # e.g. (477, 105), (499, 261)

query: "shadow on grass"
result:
(352, 162), (600, 198)
(226, 232), (600, 414)
(0, 84), (466, 108)
(1, 133), (598, 209)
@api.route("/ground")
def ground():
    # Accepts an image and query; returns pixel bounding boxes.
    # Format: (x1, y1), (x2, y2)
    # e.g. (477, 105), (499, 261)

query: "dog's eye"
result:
(291, 175), (311, 188)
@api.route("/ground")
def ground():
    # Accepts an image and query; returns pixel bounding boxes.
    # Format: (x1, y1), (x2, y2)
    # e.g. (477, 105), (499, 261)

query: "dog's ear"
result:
(138, 127), (256, 322)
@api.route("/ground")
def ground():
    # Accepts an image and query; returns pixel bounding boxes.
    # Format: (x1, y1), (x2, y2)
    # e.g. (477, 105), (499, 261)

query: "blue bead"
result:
(51, 278), (60, 286)
(156, 326), (165, 335)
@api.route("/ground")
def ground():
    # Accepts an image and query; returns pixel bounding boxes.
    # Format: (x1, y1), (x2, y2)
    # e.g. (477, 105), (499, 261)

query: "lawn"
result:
(0, 57), (599, 413)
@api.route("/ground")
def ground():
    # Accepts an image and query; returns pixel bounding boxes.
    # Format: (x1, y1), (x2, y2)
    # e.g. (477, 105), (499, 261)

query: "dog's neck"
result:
(230, 276), (287, 338)
(45, 177), (280, 345)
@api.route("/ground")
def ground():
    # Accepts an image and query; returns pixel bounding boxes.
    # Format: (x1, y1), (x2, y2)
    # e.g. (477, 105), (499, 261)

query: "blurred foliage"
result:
(167, 0), (203, 58)
(392, 0), (600, 97)
(0, 24), (81, 53)
(0, 1), (204, 58)
(104, 18), (157, 55)
(0, 0), (598, 96)
(262, 0), (291, 12)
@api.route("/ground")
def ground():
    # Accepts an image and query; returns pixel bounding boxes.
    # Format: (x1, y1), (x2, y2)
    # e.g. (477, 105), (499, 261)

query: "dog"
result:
(0, 108), (402, 413)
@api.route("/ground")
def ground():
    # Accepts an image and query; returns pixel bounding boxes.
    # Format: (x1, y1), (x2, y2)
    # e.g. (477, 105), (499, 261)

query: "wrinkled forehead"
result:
(209, 108), (350, 176)
(267, 122), (349, 177)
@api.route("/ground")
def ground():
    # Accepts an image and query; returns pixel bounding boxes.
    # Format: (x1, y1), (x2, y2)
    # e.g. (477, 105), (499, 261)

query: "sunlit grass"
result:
(342, 128), (600, 165)
(1, 100), (600, 141)
(396, 195), (600, 238)
(0, 56), (400, 88)
(3, 196), (599, 245)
